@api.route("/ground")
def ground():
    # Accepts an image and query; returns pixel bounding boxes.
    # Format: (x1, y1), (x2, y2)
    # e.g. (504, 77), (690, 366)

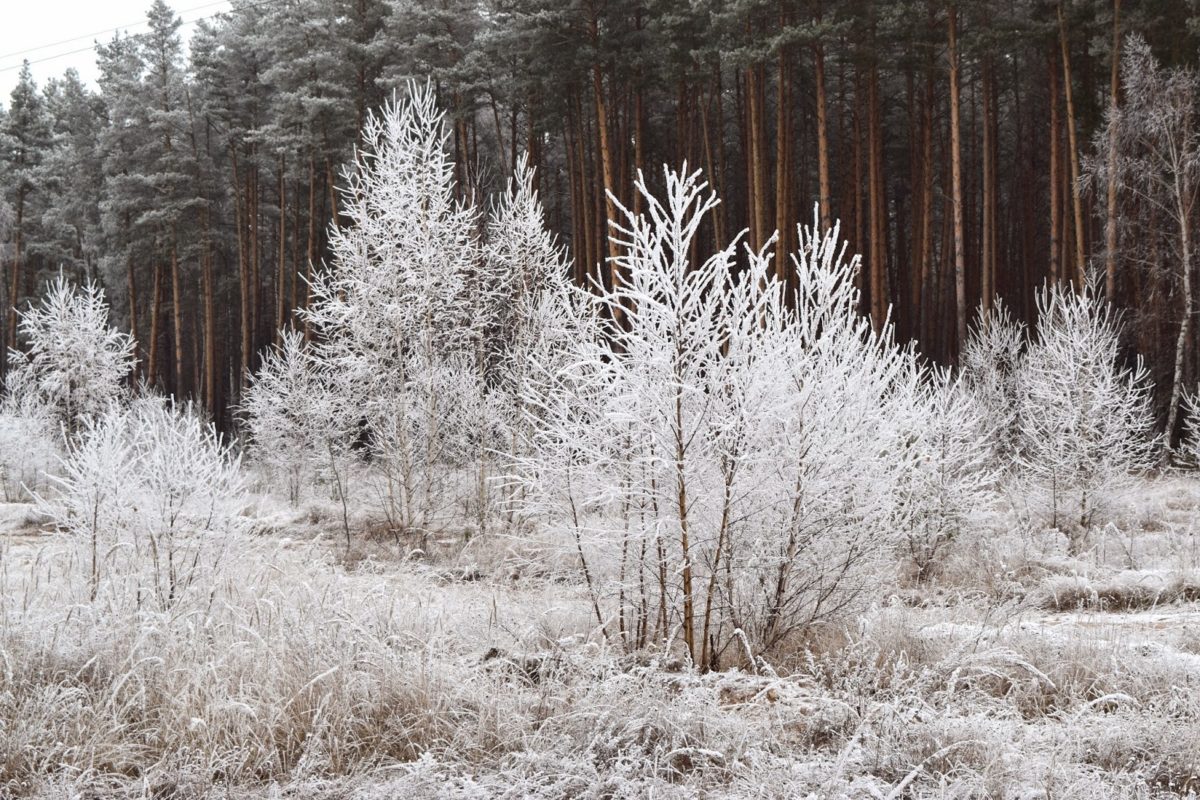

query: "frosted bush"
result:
(0, 399), (58, 501)
(960, 300), (1026, 467)
(897, 369), (1000, 582)
(242, 329), (338, 505)
(1014, 284), (1157, 547)
(1181, 387), (1200, 466)
(40, 397), (247, 608)
(517, 172), (924, 666)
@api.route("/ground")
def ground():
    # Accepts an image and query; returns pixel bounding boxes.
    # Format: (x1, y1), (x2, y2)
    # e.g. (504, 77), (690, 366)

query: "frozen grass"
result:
(1037, 570), (1200, 611)
(4, 474), (1200, 797)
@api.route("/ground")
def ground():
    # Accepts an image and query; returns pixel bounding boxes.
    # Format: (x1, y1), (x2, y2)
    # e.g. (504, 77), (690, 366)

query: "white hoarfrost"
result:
(300, 82), (483, 533)
(242, 329), (341, 505)
(1183, 387), (1200, 464)
(516, 171), (925, 665)
(0, 82), (1191, 800)
(40, 397), (246, 608)
(259, 85), (570, 534)
(898, 368), (1000, 582)
(6, 274), (134, 441)
(960, 299), (1026, 466)
(1014, 284), (1157, 545)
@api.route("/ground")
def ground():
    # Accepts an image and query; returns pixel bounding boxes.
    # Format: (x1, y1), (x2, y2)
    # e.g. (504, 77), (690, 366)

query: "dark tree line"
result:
(0, 0), (1197, 433)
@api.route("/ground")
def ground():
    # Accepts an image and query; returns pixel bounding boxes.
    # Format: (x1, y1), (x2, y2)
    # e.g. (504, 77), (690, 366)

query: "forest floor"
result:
(3, 475), (1200, 798)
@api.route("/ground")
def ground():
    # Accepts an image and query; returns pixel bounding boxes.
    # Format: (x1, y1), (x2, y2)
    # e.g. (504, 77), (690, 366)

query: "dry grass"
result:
(5, 473), (1200, 797)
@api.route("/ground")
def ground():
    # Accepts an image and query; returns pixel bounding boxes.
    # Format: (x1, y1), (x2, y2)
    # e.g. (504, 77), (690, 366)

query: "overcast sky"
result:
(0, 0), (232, 101)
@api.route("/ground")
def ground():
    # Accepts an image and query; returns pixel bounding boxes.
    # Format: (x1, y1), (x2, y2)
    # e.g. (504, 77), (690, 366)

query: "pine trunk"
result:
(277, 154), (287, 342)
(148, 261), (163, 387)
(775, 37), (792, 283)
(949, 5), (968, 354)
(1049, 50), (1062, 286)
(868, 62), (887, 329)
(815, 43), (832, 232)
(170, 231), (184, 397)
(1059, 1), (1087, 284)
(982, 56), (997, 316)
(7, 195), (23, 352)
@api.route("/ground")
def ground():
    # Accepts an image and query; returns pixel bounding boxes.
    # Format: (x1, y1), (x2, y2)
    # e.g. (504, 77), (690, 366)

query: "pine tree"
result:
(39, 70), (105, 282)
(1, 62), (52, 356)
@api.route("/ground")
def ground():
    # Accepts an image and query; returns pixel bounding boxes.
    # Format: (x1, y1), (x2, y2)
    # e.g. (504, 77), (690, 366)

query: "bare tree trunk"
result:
(233, 149), (250, 395)
(634, 81), (646, 218)
(852, 70), (865, 310)
(1059, 1), (1087, 285)
(250, 164), (261, 366)
(277, 153), (287, 342)
(574, 92), (597, 283)
(949, 5), (968, 354)
(170, 231), (184, 396)
(1166, 191), (1194, 456)
(202, 239), (215, 417)
(304, 155), (316, 343)
(589, 2), (622, 314)
(1049, 50), (1062, 287)
(148, 261), (163, 387)
(982, 55), (997, 316)
(775, 35), (793, 283)
(746, 61), (770, 253)
(699, 82), (727, 250)
(814, 39), (832, 233)
(868, 63), (887, 329)
(7, 194), (23, 352)
(673, 381), (696, 664)
(919, 68), (935, 344)
(126, 237), (140, 379)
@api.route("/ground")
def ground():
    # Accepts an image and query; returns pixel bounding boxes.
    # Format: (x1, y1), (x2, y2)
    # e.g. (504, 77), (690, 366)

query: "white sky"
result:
(0, 0), (232, 102)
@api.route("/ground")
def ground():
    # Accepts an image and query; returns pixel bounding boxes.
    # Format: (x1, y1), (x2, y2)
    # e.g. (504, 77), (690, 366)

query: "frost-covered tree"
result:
(1, 62), (52, 352)
(39, 70), (104, 281)
(1084, 34), (1200, 455)
(241, 329), (341, 505)
(481, 153), (568, 383)
(517, 176), (923, 667)
(300, 82), (490, 531)
(6, 275), (135, 441)
(960, 300), (1026, 467)
(482, 154), (572, 503)
(898, 369), (999, 583)
(1015, 284), (1157, 547)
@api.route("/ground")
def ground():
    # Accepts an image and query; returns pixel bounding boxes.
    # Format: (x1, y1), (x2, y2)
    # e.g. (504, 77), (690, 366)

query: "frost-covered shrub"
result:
(518, 174), (923, 666)
(481, 153), (568, 387)
(6, 275), (135, 442)
(1181, 387), (1200, 466)
(242, 329), (339, 505)
(40, 398), (246, 607)
(896, 369), (999, 583)
(0, 395), (58, 501)
(1014, 285), (1157, 547)
(960, 300), (1026, 467)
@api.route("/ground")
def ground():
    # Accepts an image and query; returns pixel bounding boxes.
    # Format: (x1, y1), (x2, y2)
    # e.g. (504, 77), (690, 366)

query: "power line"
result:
(0, 0), (232, 63)
(0, 0), (283, 77)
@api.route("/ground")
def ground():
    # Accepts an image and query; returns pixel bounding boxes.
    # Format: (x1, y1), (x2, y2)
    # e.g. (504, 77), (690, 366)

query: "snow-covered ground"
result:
(3, 476), (1200, 799)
